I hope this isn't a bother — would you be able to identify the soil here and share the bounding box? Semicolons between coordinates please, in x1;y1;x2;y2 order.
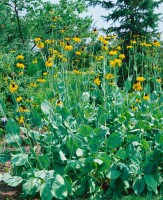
0;162;22;200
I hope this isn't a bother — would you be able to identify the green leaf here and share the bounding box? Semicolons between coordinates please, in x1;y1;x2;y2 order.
53;113;62;125
133;177;145;195
38;154;50;169
144;174;158;194
5;118;19;135
64;175;72;195
0;153;11;163
124;76;132;91
41;101;52;115
23;178;41;197
107;132;123;148
5;134;22;147
116;149;127;160
106;170;121;179
78;124;93;137
3;173;22;187
12;153;28;166
52;174;68;199
141;139;149;150
40;180;53;200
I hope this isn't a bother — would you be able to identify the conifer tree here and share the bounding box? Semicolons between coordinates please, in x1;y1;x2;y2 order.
87;0;163;41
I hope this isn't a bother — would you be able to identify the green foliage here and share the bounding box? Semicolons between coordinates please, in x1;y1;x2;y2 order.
0;1;163;199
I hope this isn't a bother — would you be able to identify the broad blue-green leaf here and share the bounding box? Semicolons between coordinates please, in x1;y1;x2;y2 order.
3;173;22;186
0;174;2;181
144;174;158;194
106;170;121;179
41;101;52;115
107;132;123;148
52;174;68;199
23;178;41;196
5;118;19;135
78;124;93;137
0;153;11;163
40;180;53;200
133;177;145;195
5;134;22;147
12;153;28;166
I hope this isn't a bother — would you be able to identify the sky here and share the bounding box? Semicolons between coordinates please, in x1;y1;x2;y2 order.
46;0;163;36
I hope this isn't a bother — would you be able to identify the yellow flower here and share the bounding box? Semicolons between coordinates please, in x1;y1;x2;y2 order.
45;59;53;67
102;45;108;51
64;44;73;51
109;60;116;67
36;42;44;49
37;78;46;83
17;116;24;124
143;94;150;100
75;51;81;55
131;106;138;111
94;77;101;86
17;106;29;113
92;28;98;34
73;69;80;74
136;76;145;82
73;36;81;43
136;98;141;103
9;83;18;93
156;77;161;83
32;58;37;64
119;54;125;59
101;39;108;45
105;35;111;40
127;45;133;49
16;63;25;69
112;35;117;39
152;41;160;47
9;49;16;53
16;96;22;103
132;82;142;91
43;72;48;76
109;81;115;85
16;55;24;60
30;82;37;87
117;46;122;50
131;40;136;44
109;50;117;56
45;39;51;44
19;71;24;75
53;50;59;54
105;74;114;79
98;35;104;41
35;38;41;42
110;59;122;67
65;37;70;41
56;100;63;107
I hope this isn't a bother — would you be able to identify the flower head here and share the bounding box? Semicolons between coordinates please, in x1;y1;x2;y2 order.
16;55;24;60
94;77;101;86
9;83;18;93
136;76;145;82
132;82;142;91
16;96;22;103
143;94;150;100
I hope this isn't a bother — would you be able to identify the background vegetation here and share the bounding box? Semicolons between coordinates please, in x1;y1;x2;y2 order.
0;0;163;199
